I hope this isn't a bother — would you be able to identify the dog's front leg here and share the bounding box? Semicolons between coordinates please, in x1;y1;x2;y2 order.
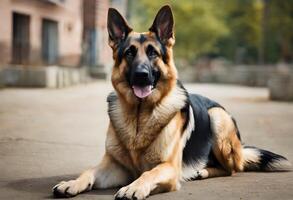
53;153;131;198
115;162;179;200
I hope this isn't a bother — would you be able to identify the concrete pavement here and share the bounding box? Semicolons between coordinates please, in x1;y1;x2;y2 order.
0;81;292;199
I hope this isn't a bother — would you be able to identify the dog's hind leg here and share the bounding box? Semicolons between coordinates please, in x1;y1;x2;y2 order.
53;153;131;198
208;107;244;175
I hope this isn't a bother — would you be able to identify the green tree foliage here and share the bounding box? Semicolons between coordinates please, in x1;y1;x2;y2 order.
266;1;293;63
128;0;293;64
129;0;228;60
216;0;263;64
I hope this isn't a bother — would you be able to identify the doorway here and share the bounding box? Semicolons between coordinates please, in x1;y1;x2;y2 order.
12;13;30;64
42;19;59;65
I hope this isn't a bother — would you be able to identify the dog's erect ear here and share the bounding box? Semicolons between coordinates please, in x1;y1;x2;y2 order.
107;8;132;47
149;5;174;44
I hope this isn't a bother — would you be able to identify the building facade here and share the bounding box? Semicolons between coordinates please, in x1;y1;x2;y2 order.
83;0;128;77
0;0;128;87
0;0;83;68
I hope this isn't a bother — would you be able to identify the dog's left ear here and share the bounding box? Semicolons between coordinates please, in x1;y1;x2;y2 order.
107;8;132;47
149;5;174;45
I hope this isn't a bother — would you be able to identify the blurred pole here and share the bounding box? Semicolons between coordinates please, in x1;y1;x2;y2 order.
259;0;269;65
82;0;97;67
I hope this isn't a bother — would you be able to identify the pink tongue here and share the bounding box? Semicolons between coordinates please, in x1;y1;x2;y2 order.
132;85;152;98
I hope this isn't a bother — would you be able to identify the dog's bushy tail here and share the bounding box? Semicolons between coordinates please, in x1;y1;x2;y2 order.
242;146;291;172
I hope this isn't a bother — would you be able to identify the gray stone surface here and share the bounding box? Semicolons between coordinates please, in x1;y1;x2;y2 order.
269;73;293;101
0;81;292;200
179;65;279;87
1;66;89;88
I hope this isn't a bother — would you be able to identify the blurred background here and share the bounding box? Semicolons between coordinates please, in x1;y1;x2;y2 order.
0;0;292;99
0;1;293;199
127;0;293;100
130;0;293;64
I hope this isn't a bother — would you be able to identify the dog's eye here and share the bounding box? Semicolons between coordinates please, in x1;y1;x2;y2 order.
146;45;159;59
125;45;137;59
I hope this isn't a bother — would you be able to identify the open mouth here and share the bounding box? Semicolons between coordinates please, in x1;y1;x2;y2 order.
132;85;153;99
127;64;160;99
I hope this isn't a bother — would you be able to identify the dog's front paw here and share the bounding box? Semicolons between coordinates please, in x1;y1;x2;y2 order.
52;179;90;198
114;182;151;200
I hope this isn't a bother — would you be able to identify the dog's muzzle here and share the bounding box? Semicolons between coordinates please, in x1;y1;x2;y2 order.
128;64;160;99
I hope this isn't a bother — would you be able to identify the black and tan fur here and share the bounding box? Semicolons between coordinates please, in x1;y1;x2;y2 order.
53;5;291;200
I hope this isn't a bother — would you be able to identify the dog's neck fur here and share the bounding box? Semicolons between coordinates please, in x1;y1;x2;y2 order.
107;82;187;150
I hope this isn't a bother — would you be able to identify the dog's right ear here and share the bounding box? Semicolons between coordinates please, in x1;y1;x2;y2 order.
107;8;132;47
149;5;174;45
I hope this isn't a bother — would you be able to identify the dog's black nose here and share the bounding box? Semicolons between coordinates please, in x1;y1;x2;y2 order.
131;64;152;86
135;65;149;78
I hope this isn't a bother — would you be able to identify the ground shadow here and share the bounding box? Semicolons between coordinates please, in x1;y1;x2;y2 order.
5;174;117;199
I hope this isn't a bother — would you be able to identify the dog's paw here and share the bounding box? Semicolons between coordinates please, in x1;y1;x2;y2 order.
197;169;208;179
114;182;151;200
190;169;209;180
52;180;91;198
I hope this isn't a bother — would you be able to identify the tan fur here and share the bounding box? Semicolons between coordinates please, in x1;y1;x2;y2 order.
102;21;183;198
98;17;183;198
198;167;231;179
52;6;248;199
53;6;193;198
113;112;184;199
111;31;177;107
208;107;244;177
53;6;291;199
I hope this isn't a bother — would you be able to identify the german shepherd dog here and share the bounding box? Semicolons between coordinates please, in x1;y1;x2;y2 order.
53;5;291;199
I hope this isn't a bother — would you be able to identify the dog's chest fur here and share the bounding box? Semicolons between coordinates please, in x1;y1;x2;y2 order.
106;86;187;172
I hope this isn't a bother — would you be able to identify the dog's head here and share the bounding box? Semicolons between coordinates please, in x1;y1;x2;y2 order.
107;5;177;105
